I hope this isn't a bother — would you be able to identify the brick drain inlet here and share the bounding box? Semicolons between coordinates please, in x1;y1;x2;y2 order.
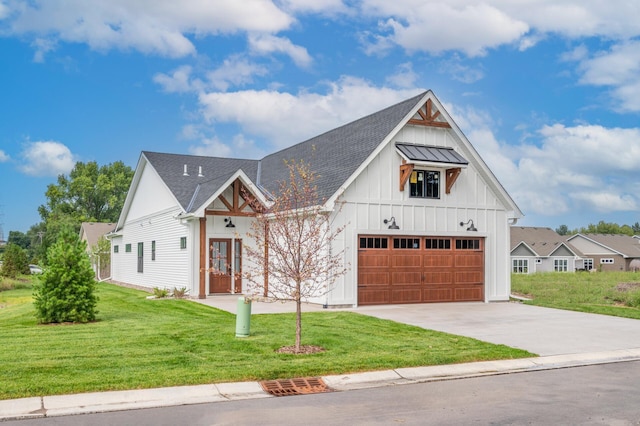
260;377;333;396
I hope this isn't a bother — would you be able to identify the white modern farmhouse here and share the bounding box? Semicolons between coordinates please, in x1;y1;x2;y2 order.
110;91;522;306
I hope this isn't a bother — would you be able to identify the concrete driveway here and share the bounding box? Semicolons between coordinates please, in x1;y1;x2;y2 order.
354;302;640;356
197;297;640;357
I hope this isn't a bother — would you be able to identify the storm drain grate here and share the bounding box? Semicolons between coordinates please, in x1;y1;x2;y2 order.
260;377;332;397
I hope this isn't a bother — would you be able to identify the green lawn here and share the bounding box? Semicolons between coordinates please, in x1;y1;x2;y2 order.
512;271;640;319
0;281;533;400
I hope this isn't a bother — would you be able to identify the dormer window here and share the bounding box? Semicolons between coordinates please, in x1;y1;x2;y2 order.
409;170;440;199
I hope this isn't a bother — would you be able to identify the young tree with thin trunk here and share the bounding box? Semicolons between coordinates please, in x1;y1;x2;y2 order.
244;160;348;353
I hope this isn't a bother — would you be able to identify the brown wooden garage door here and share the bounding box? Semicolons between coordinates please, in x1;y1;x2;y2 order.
358;235;484;305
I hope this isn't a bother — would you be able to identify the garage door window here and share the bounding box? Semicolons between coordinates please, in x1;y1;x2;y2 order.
359;237;388;249
425;238;451;249
455;239;481;250
393;238;420;249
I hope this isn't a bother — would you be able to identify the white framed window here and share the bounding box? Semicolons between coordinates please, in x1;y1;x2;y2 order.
180;237;187;250
409;170;440;199
512;259;529;273
584;258;594;270
600;258;614;264
554;259;568;272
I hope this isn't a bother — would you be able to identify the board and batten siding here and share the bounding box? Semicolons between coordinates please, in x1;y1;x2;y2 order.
326;124;513;306
111;206;191;291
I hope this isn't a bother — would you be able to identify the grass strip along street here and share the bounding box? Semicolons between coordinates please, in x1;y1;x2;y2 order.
512;271;640;319
0;281;533;400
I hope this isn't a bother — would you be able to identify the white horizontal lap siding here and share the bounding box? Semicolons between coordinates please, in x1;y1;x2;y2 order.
328;125;512;305
112;207;190;292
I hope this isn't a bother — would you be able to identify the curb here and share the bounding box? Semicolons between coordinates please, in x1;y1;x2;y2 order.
2;348;640;421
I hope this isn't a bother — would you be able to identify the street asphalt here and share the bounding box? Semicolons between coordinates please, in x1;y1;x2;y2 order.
3;298;640;421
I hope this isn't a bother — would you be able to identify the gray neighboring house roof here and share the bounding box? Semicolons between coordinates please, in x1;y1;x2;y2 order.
567;234;640;259
510;226;579;257
79;222;116;250
141;91;426;211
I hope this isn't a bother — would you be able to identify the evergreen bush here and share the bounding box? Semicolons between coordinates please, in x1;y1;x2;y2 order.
33;229;98;323
0;243;30;278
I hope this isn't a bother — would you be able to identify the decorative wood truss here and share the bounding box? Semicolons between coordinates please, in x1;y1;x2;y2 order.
205;178;262;217
399;160;461;194
408;99;451;128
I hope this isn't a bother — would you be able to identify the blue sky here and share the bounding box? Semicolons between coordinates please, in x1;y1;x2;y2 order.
1;1;639;235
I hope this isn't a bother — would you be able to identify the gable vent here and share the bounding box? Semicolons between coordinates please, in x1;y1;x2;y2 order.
183;164;189;176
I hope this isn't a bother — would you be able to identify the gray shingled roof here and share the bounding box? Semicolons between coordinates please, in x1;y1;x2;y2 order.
571;234;640;258
144;91;426;211
259;92;426;202
510;226;575;256
142;152;259;212
395;142;468;165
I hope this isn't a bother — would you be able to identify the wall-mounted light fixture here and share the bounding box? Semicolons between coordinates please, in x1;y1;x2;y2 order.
224;217;235;228
460;219;477;232
384;217;400;230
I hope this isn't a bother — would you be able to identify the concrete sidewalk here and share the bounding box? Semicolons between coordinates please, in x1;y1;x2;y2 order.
3;348;640;421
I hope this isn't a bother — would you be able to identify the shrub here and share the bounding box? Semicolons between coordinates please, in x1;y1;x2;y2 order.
152;287;169;298
1;243;30;278
172;287;188;299
33;229;98;323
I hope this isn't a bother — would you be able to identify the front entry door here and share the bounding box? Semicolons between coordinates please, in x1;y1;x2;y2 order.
209;239;242;294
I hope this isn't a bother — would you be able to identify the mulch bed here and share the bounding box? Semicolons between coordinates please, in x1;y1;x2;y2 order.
275;345;325;355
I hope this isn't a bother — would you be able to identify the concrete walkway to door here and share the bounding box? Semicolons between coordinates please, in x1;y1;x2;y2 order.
197;296;640;357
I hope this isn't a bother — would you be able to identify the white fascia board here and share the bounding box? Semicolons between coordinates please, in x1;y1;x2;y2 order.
191;169;271;217
116;152;189;231
115;153;147;231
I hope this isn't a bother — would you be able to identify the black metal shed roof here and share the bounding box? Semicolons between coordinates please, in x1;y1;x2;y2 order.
395;142;468;166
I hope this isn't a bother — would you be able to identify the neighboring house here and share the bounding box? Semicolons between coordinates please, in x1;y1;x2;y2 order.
566;233;640;272
79;222;116;279
110;91;522;306
510;227;580;273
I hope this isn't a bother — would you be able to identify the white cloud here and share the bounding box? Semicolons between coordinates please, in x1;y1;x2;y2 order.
0;2;9;19
278;0;348;14
154;56;269;94
438;55;484;83
248;34;312;68
575;40;640;112
386;62;418;88
3;0;293;58
360;1;640;57
153;65;202;93
448;104;640;217
206;55;269;91
0;150;9;162
570;192;637;213
188;136;233;158
20;141;75;177
363;2;529;57
188;134;265;159
197;77;420;148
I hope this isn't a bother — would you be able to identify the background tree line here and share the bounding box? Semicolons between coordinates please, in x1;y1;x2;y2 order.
555;221;640;236
1;160;133;266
